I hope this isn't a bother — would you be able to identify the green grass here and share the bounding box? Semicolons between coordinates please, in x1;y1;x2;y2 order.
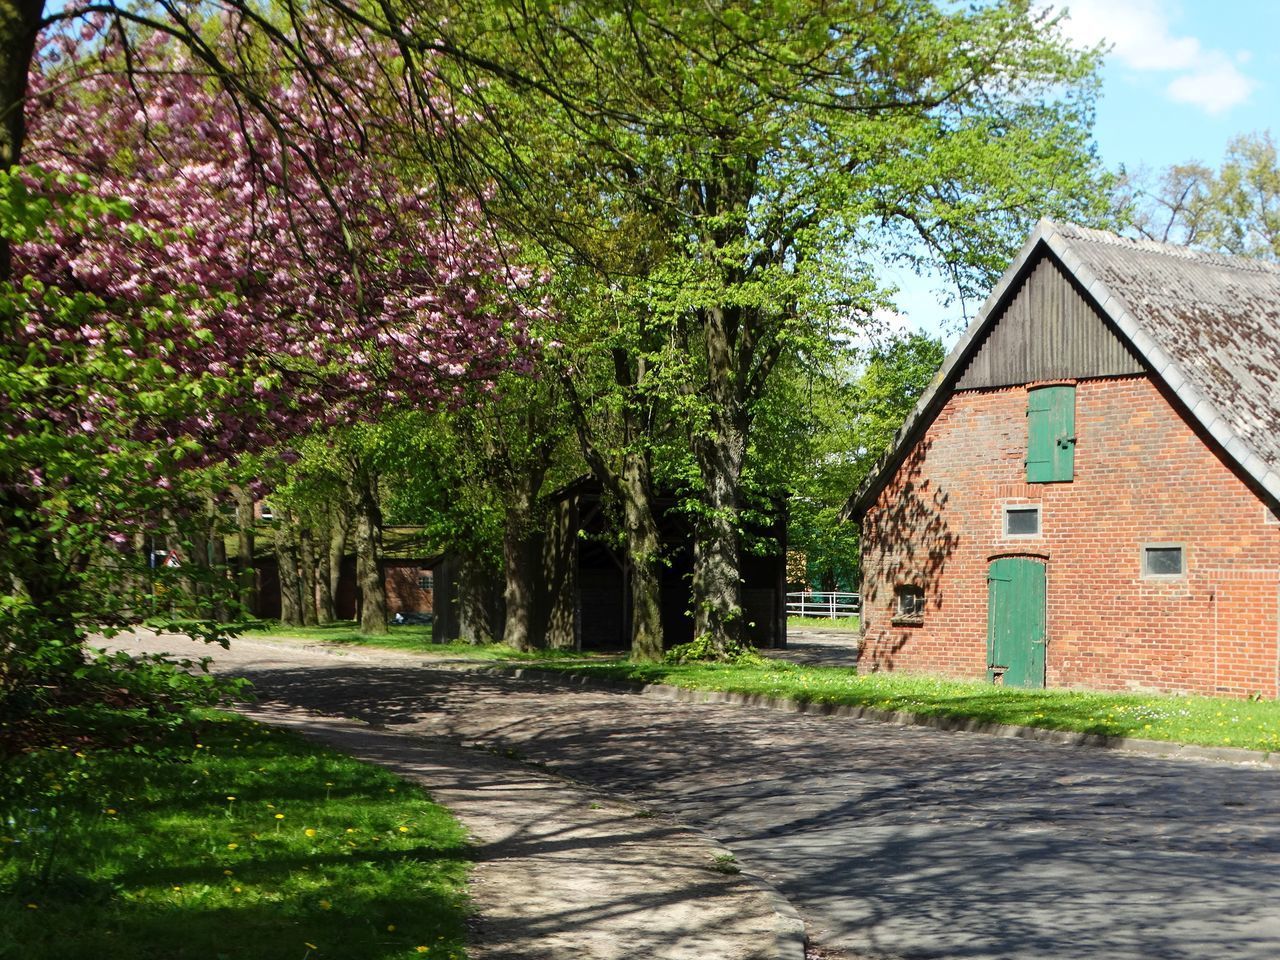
1;710;471;960
531;658;1280;753
237;620;597;661
787;616;861;631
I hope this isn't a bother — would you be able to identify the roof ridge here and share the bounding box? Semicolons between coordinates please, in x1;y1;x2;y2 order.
1048;220;1280;276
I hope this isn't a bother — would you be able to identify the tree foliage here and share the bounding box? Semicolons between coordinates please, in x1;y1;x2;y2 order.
414;0;1110;654
1117;131;1280;260
1;17;540;704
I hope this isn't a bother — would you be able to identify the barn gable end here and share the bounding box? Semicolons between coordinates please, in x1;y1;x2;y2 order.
850;220;1280;699
955;254;1144;390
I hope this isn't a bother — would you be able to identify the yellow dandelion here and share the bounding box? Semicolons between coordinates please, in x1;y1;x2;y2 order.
388;788;396;793
223;869;234;876
227;796;236;801
105;808;118;815
233;887;242;893
398;826;409;833
305;828;317;837
319;899;332;911
25;903;37;910
387;924;397;932
172;886;182;892
416;948;428;954
227;843;239;850
275;814;285;820
345;828;355;834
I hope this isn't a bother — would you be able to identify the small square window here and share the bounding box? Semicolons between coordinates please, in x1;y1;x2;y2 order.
1142;544;1185;578
893;585;925;624
1003;505;1041;537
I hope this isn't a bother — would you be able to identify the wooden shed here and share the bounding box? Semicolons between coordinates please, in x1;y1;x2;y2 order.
540;479;788;651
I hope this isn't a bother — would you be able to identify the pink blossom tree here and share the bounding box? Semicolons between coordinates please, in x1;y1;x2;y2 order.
0;17;540;700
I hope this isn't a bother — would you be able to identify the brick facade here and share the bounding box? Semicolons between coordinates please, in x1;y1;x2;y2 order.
860;374;1280;698
385;561;433;616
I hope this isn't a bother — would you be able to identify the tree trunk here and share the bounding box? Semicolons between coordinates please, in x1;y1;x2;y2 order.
206;495;229;623
352;471;387;635
274;510;304;626
327;505;348;617
187;519;213;617
314;513;334;624
501;466;547;651
298;526;318;625
456;551;501;645
621;450;664;662
232;486;257;616
690;305;749;657
563;370;666;661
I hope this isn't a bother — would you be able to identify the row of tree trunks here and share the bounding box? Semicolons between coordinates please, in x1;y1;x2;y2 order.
267;508;354;628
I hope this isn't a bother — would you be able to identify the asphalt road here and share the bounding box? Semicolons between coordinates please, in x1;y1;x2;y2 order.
129;635;1280;960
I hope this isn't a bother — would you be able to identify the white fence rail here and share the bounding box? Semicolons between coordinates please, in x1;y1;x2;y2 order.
787;591;860;619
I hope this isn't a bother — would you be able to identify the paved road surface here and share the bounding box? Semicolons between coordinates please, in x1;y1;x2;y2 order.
130;635;1280;960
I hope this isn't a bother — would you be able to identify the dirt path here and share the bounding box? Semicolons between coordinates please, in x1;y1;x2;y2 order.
122;632;1280;960
119;632;801;960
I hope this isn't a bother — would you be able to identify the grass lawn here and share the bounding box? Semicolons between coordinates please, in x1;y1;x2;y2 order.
234;620;589;661
531;659;1280;754
787;615;861;631
1;709;471;960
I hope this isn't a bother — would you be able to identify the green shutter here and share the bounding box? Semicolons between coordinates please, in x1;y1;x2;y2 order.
1026;385;1075;483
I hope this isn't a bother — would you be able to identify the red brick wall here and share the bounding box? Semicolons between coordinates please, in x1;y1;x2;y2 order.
385;562;433;615
860;375;1280;698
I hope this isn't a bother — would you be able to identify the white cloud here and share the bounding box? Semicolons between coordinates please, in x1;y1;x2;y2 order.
1166;55;1257;114
1047;0;1256;113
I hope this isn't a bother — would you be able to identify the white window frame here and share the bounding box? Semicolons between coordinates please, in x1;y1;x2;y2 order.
1002;504;1042;538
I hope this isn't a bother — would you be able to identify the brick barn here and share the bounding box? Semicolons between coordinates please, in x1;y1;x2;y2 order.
847;221;1280;698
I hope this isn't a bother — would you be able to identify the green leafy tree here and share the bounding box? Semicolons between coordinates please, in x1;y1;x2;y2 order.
413;0;1109;656
1118;131;1280;260
773;333;946;593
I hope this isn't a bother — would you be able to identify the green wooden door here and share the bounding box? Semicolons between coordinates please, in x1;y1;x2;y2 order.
987;558;1046;688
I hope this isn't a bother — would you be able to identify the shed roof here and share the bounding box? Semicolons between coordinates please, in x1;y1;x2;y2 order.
845;220;1280;520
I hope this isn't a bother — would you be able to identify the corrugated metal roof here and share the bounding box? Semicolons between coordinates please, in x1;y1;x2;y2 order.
1051;223;1280;474
844;220;1280;520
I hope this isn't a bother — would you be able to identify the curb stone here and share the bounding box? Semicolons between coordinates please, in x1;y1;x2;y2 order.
469;664;1280;771
218;635;1280;770
722;849;807;960
219;635;1280;770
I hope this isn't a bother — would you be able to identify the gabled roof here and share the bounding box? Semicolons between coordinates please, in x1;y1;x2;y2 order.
844;220;1280;521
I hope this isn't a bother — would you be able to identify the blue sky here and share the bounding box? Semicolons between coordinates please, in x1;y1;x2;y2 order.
889;0;1280;343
